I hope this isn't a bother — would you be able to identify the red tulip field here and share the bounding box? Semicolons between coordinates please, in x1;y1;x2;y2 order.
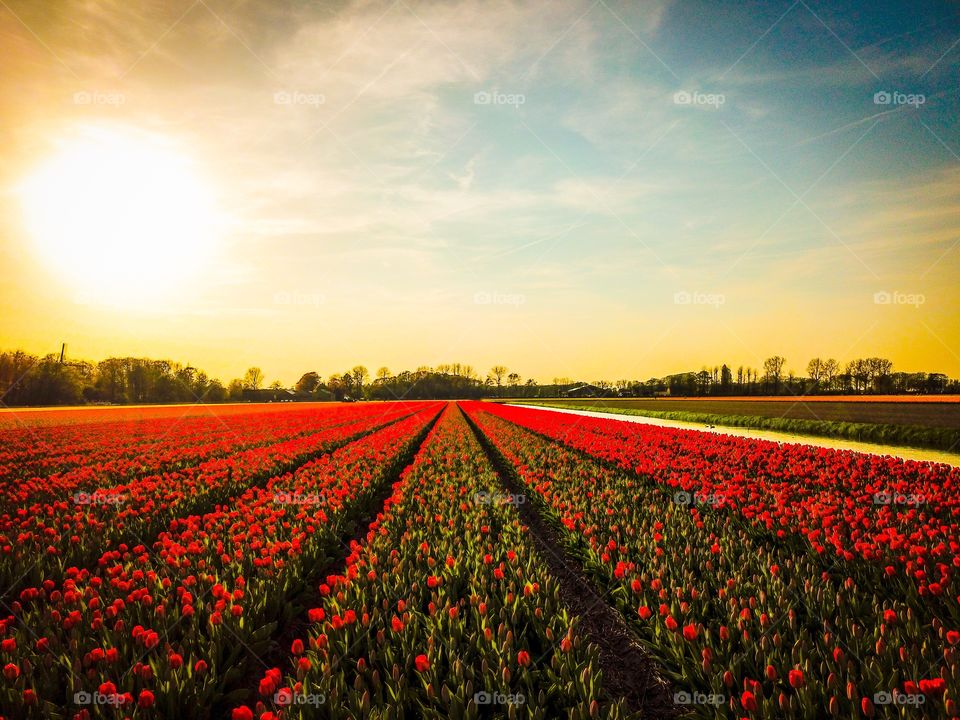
0;401;957;718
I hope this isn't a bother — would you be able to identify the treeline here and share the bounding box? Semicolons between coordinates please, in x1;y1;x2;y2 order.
0;351;506;406
574;356;958;397
0;350;233;406
1;348;957;406
323;364;491;401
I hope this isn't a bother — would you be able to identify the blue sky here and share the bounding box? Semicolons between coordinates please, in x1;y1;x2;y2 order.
1;0;958;383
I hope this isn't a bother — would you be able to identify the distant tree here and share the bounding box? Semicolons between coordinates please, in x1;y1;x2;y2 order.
720;364;732;392
822;359;839;390
295;372;321;394
243;367;264;390
866;357;893;393
507;372;521;388
269;380;283;391
695;369;711;395
351;366;369;398
488;366;508;396
376;367;391;382
327;374;346;400
206;380;227;402
763;356;786;392
807;358;825;385
227;379;244;400
846;359;868;393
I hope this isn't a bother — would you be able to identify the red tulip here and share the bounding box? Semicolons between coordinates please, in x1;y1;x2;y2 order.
415;654;430;672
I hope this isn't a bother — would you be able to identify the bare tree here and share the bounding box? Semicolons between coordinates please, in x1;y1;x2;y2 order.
488;366;508;396
807;358;824;384
243;367;264;390
763;356;786;391
822;359;839;390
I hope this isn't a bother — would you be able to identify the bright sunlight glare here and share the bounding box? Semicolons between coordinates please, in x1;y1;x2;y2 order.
17;126;219;303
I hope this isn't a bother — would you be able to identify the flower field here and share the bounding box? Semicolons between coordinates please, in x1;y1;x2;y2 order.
0;401;956;718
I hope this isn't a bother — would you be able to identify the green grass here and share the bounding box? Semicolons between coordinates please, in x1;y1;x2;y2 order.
510;401;960;454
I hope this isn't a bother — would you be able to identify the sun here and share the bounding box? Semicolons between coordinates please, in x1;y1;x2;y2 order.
17;125;220;303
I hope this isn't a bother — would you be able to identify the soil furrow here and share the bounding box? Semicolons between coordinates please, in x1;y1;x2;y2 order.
461;405;678;719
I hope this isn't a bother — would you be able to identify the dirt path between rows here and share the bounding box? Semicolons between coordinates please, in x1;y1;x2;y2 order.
462;407;679;719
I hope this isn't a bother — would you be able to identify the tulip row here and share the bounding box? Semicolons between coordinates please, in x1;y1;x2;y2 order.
0;405;314;484
478;404;960;600
0;403;443;717
0;404;408;507
464;403;960;719
0;411;253;487
237;404;631;720
0;403;419;600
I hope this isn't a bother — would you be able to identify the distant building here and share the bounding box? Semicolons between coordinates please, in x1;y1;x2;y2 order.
562;383;606;398
242;388;298;402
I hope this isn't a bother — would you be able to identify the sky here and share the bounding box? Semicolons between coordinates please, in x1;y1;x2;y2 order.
1;0;958;385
